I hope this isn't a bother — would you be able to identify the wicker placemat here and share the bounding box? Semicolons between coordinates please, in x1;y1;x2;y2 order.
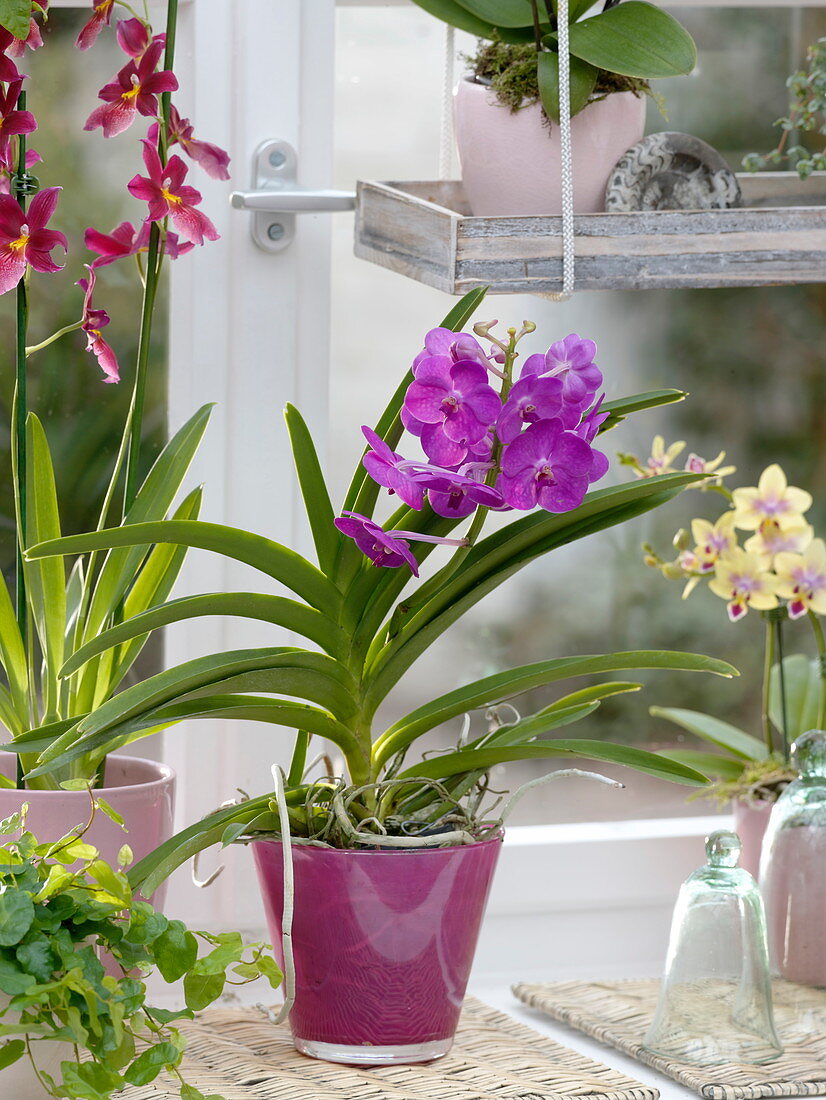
513;979;826;1100
124;996;658;1100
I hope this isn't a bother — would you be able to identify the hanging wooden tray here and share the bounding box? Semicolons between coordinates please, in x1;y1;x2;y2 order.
354;174;826;295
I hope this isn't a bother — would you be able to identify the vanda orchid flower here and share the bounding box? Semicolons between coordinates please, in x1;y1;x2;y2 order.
127;142;219;246
334;512;467;576
0;187;67;295
84;38;177;138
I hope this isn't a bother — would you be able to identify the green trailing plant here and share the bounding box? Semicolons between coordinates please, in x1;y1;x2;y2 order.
744;38;826;180
412;0;696;122
0;796;280;1098
16;289;737;893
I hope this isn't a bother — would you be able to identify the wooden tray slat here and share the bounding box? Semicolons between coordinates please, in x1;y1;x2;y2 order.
354;176;826;294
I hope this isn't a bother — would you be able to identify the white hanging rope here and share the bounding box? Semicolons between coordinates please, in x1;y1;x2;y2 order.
439;24;456;180
549;0;575;301
271;764;296;1025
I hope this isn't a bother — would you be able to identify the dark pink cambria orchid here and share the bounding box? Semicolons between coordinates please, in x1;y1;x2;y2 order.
0;187;67;294
0;147;41;196
116;18;154;59
84;38;178;138
0;30;23;82
76;0;114;50
0;80;36;154
127;142;219;245
149;106;230;181
77;265;119;383
85;218;194;267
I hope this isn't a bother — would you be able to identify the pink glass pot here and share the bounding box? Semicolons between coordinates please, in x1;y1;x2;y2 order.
252;835;502;1065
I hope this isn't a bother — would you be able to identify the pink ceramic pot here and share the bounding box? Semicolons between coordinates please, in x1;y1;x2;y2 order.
0;754;175;907
453;77;647;215
733;798;772;880
253;836;502;1065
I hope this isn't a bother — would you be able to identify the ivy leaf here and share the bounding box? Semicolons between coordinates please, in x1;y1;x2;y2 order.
16;935;54;982
0;1038;25;1070
0;0;33;40
95;798;126;829
181;1084;225;1100
0;810;26;835
87;860;131;907
153;921;198;983
0;889;34;945
146;1006;194;1025
123;1041;182;1086
60;1062;124;1100
257;953;283;991
183;968;225;1011
0;957;35;995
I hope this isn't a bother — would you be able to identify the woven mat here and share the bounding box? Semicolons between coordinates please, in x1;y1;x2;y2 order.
123;996;658;1100
513;979;826;1100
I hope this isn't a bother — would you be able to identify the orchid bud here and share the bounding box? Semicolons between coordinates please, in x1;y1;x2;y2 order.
672;528;691;552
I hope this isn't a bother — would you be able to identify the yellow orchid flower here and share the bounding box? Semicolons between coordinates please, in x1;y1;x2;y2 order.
683;450;736;487
774;538;826;619
708;547;780;622
744;517;814;561
732;464;813;531
690;511;738;574
645;435;686;477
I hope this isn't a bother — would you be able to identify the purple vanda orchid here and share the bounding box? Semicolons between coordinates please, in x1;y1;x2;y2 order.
361;426;426;510
497;419;602;513
404;358;501;467
576;394;610;482
496;374;579;445
412;328;492;375
521;334;602;406
335;512;468;576
427;472;504;519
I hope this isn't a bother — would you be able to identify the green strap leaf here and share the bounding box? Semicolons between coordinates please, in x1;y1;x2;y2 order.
657;748;745;782
537;50;598;123
374;651;737;768
769;655;822;744
0;568;27;721
82;405;213;641
395;739;708;787
284;404;340;576
27;519;341;618
597;390;686;434
409;0;532;40
61;591;347;679
649;706;768;761
567;2;697;78
451;0;533;27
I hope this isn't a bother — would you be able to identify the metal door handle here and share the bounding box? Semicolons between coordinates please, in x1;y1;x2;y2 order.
230;139;356;252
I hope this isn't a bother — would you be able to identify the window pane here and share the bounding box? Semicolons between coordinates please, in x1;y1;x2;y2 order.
332;6;825;822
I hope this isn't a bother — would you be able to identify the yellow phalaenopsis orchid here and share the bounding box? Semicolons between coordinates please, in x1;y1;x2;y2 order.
708;547;781;622
732;464;813;532
774;538;826;619
744;517;814;561
645;435;686;476
690;512;738;574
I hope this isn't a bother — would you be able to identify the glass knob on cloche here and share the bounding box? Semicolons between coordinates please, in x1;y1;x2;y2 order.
643;829;782;1066
761;730;826;987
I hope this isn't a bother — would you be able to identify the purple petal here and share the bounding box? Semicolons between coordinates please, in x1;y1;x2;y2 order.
519;353;546;379
405;379;449;424
496;471;538;511
421;422;467;466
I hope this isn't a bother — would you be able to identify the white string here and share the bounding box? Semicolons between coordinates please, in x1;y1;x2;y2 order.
549;0;575;301
439;24;455;180
271;765;295;1025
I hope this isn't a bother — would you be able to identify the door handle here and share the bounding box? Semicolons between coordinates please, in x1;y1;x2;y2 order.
230;139;356;253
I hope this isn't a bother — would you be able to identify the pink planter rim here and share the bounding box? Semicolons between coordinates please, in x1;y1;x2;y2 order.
254;832;503;858
0;753;174;794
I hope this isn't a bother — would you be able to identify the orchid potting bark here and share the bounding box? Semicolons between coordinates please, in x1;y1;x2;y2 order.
0;0;227;788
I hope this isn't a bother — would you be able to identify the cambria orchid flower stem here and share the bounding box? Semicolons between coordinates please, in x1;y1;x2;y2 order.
122;0;179;515
25;319;84;356
14;90;29;790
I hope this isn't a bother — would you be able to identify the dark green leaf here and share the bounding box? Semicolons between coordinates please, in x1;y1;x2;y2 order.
410;0;532;40
61;1061;124;1100
0;1038;24;1070
597;390;686;434
537;50;598;122
452;0;533;28
16;936;54;982
658;749;745;782
153;921;198;983
124;1042;181;1086
567;2;697;78
0;957;35;994
0;890;34;945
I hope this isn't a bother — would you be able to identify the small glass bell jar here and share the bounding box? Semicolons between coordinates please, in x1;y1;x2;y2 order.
761;730;826;988
644;830;782;1066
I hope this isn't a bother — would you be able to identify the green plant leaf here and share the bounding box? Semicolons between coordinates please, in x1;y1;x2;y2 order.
0;958;34;995
597;390;686;434
658;748;746;782
82;404;213;642
396;738;707;786
153;921;198;983
0;0;33;39
183;969;225;1012
284;403;340;576
567;2;697;78
28;519;341;618
409;0;532;40
24;414;66;717
63;592;346;679
649;707;767;761
375;651;737;767
0;1038;24;1070
0;570;27;722
452;0;533;27
537;49;598;122
124;1043;181;1086
0;890;34;945
769;655;822;744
